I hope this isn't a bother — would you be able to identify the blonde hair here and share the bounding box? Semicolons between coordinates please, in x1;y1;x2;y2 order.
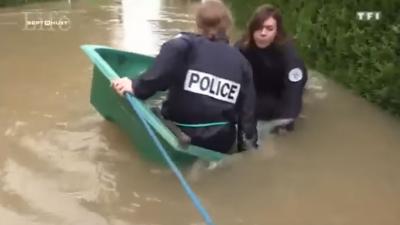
195;0;233;40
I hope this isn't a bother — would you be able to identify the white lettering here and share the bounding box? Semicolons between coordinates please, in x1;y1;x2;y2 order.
357;11;381;21
366;12;374;20
58;15;71;31
357;12;365;20
23;12;39;31
22;11;71;31
184;69;241;104
375;12;381;20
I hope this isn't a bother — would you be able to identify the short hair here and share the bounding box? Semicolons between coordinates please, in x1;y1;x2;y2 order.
195;0;233;40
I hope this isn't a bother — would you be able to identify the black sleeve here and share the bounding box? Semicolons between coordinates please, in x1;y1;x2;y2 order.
278;46;308;119
237;58;257;139
132;37;189;100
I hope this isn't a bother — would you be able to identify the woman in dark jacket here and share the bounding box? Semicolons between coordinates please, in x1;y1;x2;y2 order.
236;4;307;136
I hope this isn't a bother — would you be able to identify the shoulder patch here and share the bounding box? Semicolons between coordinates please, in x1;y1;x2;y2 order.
288;68;303;82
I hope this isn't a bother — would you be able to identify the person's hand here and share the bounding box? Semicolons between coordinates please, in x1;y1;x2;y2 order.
243;135;258;150
111;77;134;96
237;133;258;152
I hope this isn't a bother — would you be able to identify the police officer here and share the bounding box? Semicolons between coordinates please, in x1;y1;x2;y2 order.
236;4;307;134
112;0;257;153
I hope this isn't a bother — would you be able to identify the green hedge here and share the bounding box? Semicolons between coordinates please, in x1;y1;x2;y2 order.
229;0;400;116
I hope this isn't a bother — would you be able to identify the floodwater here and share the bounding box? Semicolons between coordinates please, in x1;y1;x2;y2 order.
1;0;400;225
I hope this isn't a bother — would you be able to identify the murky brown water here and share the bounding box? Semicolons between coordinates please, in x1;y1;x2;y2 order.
1;0;400;225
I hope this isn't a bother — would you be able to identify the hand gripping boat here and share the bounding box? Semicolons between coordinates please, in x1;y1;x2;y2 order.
81;45;227;166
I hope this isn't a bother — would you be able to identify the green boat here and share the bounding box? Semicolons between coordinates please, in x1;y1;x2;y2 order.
81;45;227;166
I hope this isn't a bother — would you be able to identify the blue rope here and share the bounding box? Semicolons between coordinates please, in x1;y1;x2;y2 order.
124;93;216;225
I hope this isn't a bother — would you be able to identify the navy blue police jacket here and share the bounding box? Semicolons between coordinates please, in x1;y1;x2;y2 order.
131;32;257;139
236;40;307;120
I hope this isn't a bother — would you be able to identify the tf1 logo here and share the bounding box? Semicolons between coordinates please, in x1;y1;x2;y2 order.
356;11;381;21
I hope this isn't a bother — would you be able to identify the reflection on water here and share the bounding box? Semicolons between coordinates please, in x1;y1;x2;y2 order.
118;0;161;55
1;0;400;225
113;0;195;55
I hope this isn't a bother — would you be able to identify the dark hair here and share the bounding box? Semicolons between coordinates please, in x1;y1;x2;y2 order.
241;4;288;48
195;0;233;40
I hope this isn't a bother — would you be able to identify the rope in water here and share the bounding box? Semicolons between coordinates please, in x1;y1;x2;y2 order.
125;93;216;225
